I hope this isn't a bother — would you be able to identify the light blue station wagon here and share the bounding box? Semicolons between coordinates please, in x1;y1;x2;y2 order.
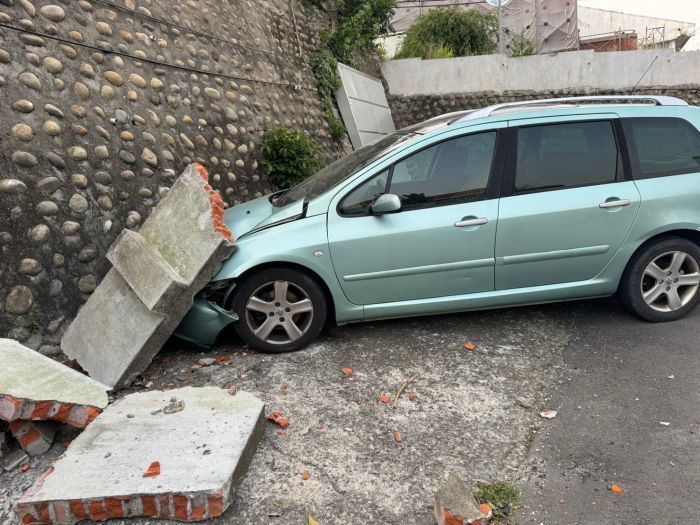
176;96;700;352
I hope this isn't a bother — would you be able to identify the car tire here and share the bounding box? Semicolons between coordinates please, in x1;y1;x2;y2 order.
230;267;327;353
620;237;700;322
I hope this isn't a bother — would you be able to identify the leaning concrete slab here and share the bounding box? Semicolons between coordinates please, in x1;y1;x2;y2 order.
0;339;109;429
61;164;235;388
16;387;265;524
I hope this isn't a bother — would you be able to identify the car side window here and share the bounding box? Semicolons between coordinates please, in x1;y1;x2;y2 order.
338;169;390;216
622;117;700;180
515;121;619;193
390;132;497;211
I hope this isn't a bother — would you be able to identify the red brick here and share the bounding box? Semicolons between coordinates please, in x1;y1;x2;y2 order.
31;401;53;420
208;494;225;517
51;502;70;523
0;395;24;420
157;494;171;519
69;500;88;521
88;500;109;522
104;497;125;518
173;494;189;520
141;496;158;517
190;495;206;520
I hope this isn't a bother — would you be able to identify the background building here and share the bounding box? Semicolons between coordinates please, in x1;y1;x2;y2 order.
381;0;695;57
578;6;696;52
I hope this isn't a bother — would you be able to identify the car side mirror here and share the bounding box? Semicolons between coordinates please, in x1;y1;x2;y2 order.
371;193;402;215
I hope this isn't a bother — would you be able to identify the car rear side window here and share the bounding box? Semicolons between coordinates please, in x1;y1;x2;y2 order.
515;121;619;193
622;117;700;180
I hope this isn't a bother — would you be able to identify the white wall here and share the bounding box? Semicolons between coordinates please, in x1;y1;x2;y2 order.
382;49;700;96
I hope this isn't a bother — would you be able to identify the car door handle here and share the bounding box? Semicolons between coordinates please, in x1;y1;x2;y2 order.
599;199;631;209
455;218;489;228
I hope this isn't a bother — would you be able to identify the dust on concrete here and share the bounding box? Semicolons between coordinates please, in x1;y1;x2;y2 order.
1;305;573;524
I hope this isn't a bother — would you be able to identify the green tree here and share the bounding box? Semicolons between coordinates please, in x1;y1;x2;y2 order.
395;8;498;59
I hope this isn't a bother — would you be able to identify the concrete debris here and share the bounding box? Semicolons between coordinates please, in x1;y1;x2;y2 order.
3;449;29;472
434;474;492;525
0;424;8;458
61;164;235;389
17;387;264;524
539;410;558;419
0;338;110;429
9;420;57;456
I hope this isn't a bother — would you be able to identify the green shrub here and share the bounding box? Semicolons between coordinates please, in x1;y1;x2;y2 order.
395;8;497;59
311;49;341;103
261;128;323;190
325;0;397;66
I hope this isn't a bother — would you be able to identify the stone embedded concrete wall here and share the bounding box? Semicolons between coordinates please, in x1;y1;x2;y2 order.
0;0;336;351
389;87;700;129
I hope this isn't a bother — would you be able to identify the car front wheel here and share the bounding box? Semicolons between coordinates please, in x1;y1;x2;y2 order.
621;237;700;322
231;268;327;353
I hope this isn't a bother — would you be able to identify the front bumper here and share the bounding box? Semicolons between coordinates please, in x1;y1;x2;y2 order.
173;297;238;347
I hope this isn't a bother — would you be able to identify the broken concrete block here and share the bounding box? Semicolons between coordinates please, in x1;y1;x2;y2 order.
0;338;110;429
17;387;264;524
3;449;29;472
10;420;57;456
62;164;235;389
0;428;8;458
435;474;492;525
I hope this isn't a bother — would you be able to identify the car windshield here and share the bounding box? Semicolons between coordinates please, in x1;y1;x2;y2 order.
273;132;418;207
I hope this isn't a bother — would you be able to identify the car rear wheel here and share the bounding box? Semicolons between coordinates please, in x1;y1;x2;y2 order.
621;237;700;322
231;268;327;353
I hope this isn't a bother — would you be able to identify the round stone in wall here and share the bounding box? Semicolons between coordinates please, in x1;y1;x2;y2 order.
68;146;88;161
13;100;34;113
30;224;50;243
78;275;97;294
12;151;38;168
5;285;33;315
36;201;59;215
43;57;63;74
0;179;27;194
69;194;89;213
43;120;61;136
39;4;66;22
12;123;34;141
19;72;41;91
19;258;42;276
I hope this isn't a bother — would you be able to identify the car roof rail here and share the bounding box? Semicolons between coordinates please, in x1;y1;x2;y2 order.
454;95;689;122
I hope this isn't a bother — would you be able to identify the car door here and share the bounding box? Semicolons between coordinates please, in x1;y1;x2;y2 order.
495;115;642;290
327;125;506;305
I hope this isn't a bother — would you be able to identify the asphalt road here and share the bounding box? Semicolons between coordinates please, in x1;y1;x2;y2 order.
521;298;700;525
2;297;698;524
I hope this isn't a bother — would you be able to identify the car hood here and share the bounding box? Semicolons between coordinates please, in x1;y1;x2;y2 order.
223;195;305;239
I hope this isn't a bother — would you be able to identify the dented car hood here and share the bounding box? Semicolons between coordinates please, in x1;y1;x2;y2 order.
223;195;305;239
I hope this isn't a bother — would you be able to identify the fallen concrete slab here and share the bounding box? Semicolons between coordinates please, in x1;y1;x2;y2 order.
61;164;235;388
0;338;109;429
16;387;264;524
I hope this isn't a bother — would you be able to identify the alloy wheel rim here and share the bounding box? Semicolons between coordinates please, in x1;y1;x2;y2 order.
641;251;700;312
244;280;314;344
